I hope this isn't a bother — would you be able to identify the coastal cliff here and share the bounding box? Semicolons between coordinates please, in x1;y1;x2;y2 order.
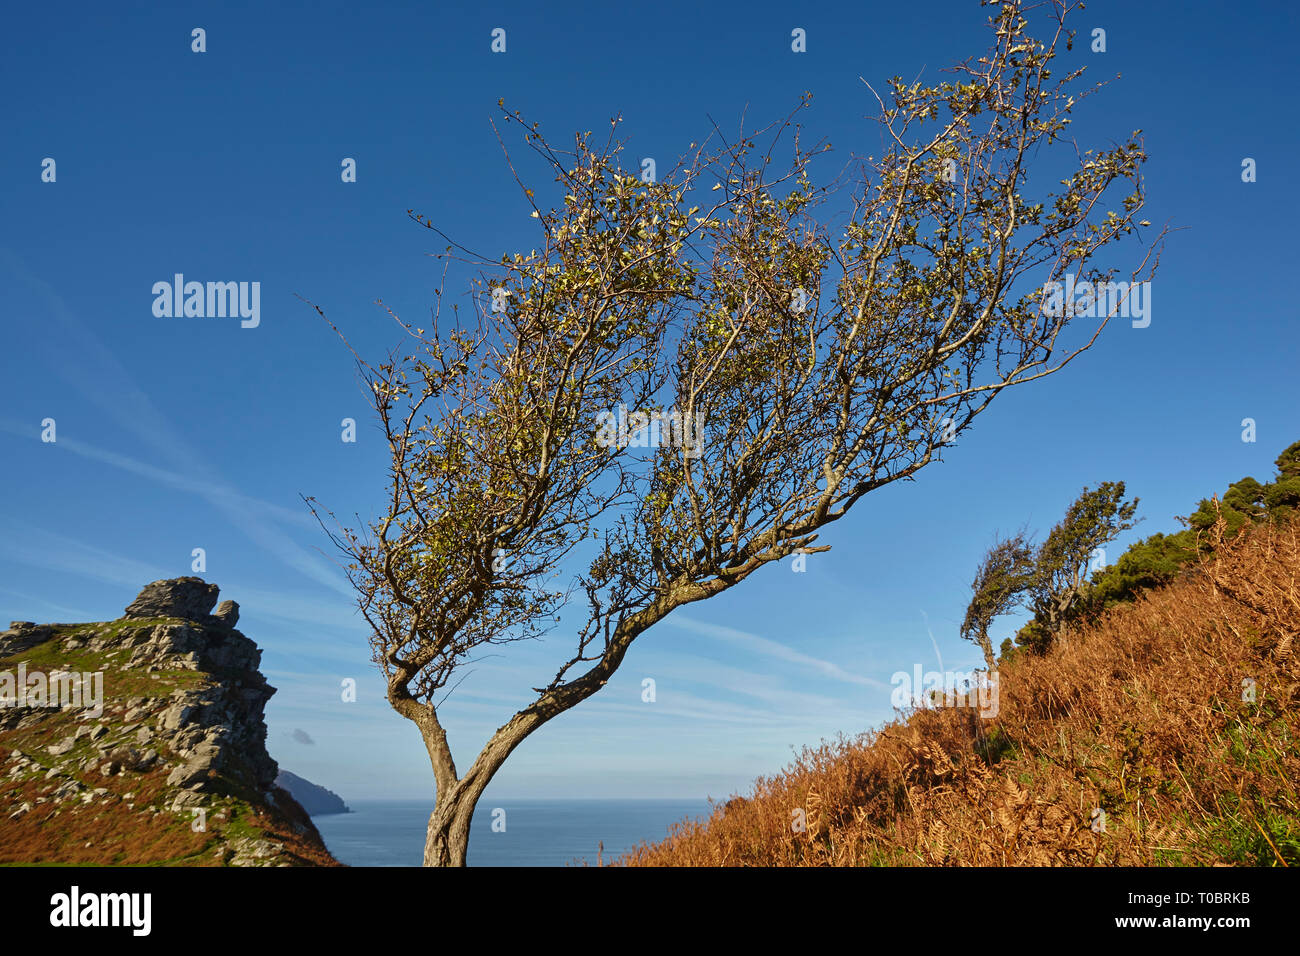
276;769;350;816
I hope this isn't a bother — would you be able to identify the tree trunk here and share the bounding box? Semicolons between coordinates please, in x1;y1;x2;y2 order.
423;795;474;866
417;715;533;866
978;627;997;672
407;578;702;865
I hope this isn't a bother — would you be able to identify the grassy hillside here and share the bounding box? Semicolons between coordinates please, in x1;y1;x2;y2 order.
617;515;1300;866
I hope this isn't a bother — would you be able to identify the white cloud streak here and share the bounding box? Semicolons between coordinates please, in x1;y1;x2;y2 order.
0;252;351;597
667;614;890;690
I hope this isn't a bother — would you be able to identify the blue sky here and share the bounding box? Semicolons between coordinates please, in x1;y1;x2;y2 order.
1;0;1296;803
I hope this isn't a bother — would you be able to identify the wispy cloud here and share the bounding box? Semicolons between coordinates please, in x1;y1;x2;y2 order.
0;586;97;623
0;523;362;638
667;615;890;690
921;609;945;672
0;422;318;531
0;252;352;598
0;523;168;591
237;587;360;632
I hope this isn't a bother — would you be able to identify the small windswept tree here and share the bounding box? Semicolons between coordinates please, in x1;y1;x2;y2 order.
1187;477;1267;539
961;530;1035;671
309;1;1164;865
1020;480;1139;650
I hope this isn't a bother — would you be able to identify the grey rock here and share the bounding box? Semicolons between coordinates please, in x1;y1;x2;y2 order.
229;836;284;866
159;703;195;731
212;600;239;628
123;577;220;622
166;761;209;789
170;791;205;811
108;746;156;772
0;622;56;658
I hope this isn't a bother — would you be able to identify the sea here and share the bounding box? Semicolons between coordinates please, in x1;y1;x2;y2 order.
312;798;713;867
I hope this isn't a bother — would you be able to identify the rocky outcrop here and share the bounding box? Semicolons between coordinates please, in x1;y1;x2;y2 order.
275;769;350;816
0;622;62;659
212;600;239;629
120;576;242;632
0;579;338;866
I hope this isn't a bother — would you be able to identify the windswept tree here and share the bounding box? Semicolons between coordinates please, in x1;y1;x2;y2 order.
309;1;1163;865
1022;480;1139;648
961;530;1035;670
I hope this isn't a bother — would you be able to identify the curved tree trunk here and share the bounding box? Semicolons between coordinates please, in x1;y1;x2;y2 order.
417;712;540;866
423;798;474;866
977;626;997;673
407;543;803;865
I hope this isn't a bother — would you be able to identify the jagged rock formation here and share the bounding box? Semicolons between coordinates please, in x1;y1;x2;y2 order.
0;578;338;866
0;622;63;658
275;769;350;816
122;577;219;623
